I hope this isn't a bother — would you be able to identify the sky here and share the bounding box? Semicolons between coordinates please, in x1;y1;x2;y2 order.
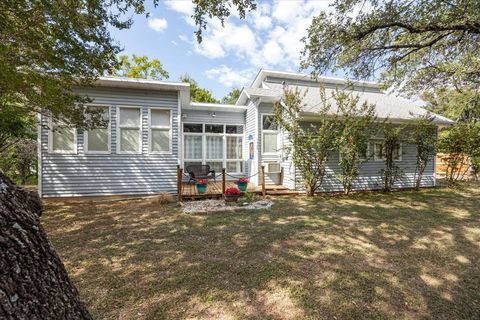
109;0;337;100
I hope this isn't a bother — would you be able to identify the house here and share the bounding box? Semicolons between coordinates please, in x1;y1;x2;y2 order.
37;70;453;197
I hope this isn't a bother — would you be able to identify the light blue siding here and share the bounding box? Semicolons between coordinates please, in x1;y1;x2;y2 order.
40;86;179;197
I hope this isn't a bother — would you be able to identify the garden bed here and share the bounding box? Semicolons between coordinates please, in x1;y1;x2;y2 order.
181;198;274;214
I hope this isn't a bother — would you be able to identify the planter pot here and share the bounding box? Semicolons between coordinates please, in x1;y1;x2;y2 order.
237;182;248;192
196;184;208;194
224;195;240;202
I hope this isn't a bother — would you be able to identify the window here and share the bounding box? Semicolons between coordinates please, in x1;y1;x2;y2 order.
262;114;279;154
50;122;76;153
150;109;171;153
183;123;244;173
85;106;110;153
118;107;141;153
374;141;402;161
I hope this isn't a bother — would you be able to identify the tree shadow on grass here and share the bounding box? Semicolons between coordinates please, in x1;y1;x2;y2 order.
42;185;480;319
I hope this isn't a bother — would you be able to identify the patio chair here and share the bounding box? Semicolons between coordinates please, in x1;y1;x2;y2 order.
185;165;216;184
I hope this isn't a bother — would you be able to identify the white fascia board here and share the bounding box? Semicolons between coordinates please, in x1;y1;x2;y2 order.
96;76;190;92
185;102;247;113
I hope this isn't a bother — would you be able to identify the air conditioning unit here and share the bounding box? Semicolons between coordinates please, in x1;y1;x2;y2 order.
264;161;281;173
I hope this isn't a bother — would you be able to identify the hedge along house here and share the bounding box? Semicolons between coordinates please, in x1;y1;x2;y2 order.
38;70;453;197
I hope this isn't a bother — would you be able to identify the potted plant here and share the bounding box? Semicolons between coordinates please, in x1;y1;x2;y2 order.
196;179;208;194
224;187;241;202
237;177;248;192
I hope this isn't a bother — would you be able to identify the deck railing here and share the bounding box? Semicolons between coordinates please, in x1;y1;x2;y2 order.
176;165;271;201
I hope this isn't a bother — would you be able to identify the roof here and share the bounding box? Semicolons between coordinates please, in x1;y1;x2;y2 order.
268;83;453;125
236;70;454;126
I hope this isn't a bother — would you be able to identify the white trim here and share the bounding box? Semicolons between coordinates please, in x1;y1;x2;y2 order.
48;118;77;154
116;106;142;154
261;113;280;156
182;122;245;173
373;140;403;161
84;105;112;154
148;107;173;154
37;113;42;197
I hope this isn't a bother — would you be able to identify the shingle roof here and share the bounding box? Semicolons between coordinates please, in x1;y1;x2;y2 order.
266;83;453;125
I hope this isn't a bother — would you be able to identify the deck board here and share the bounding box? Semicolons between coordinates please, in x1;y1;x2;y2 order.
180;181;286;199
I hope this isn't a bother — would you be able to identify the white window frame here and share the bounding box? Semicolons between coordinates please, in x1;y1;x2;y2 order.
117;106;142;154
261;113;280;155
339;143;370;162
148;107;173;154
84;105;111;154
48;118;77;154
373;140;403;161
182;122;245;174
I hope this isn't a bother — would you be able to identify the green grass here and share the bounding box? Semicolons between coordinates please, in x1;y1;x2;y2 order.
42;184;480;319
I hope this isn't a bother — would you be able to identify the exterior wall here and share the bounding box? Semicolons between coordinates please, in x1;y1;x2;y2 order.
40;86;179;197
181;109;247;181
291;125;436;192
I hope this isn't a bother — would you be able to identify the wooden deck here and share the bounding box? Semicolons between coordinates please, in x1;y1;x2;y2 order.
180;181;289;200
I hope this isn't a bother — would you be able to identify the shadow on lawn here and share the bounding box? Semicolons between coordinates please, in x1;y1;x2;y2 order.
42;186;480;320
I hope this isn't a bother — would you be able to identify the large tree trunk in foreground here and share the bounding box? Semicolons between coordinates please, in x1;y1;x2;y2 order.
0;172;91;319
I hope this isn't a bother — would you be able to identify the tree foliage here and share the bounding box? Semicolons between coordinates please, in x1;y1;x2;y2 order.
438;123;480;183
221;88;241;104
180;74;218;103
380;125;404;191
274;86;340;196
302;0;480;94
110;55;169;80
336;91;377;194
423;88;480;122
0;0;254;129
408;114;437;190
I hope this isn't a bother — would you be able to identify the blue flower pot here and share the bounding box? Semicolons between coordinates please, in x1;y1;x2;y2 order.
237;182;248;192
196;184;207;194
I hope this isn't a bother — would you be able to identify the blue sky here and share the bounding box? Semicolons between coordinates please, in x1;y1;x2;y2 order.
109;0;337;100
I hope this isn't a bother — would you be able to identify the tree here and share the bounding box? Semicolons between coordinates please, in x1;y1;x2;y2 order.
0;0;255;129
409;114;437;190
302;0;480;94
438;123;480;183
423;88;480;122
1;172;92;319
274;86;340;196
0;103;36;153
180;74;218;103
337;91;377;194
221;88;241;104
380;125;404;191
110;55;169;80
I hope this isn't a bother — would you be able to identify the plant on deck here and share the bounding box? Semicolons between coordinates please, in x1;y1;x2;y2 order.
196;179;208;185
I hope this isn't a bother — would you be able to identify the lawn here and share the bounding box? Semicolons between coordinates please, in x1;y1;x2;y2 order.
42;185;480;320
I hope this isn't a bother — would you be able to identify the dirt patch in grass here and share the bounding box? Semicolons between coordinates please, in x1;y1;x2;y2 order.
42;184;480;319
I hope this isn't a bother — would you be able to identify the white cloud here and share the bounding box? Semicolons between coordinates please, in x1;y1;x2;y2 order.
205;66;256;88
165;0;194;15
148;18;168;32
194;19;258;63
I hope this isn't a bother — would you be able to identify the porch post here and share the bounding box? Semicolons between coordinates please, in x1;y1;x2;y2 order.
261;165;266;198
222;168;226;195
177;165;182;202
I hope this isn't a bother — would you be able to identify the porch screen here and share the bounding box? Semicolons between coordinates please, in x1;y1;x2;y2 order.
183;123;244;173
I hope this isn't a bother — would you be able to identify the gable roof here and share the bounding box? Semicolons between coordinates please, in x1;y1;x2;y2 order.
236;69;454;126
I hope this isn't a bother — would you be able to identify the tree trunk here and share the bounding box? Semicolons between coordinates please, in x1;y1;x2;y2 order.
0;171;92;319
